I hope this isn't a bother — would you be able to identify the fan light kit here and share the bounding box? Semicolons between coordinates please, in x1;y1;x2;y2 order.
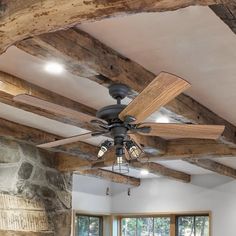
14;72;226;175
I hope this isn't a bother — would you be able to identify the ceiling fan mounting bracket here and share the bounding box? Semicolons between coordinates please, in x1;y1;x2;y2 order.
109;83;130;100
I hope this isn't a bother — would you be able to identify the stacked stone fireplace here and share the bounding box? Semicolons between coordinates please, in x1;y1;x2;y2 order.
0;137;72;235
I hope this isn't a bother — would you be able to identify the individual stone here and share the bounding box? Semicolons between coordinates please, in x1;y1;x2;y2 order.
20;143;38;161
0;138;21;163
18;162;33;180
31;167;46;184
0;164;18;192
37;186;56;199
46;170;65;191
38;149;55;168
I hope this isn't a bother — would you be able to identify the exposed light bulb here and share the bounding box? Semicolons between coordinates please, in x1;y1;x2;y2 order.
129;146;140;158
140;169;149;176
45;62;64;74
126;141;141;159
97;140;112;158
117;156;123;164
97;146;108;158
155;115;170;123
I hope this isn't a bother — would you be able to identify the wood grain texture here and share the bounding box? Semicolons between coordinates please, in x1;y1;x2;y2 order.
0;0;220;53
77;169;140;186
0;117;100;159
119;72;191;123
16;28;236;146
37;132;94;148
0;71;96;130
210;2;236;36
186;158;236;179
55;152;116;172
130;161;191;183
155;139;236;161
140;123;225;139
14;94;95;125
55;152;190;182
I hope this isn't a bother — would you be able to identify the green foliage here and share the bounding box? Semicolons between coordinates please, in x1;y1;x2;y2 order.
122;217;170;236
177;216;209;236
76;215;102;236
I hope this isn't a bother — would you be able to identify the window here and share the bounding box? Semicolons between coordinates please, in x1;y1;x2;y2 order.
75;214;103;236
176;215;209;236
121;216;171;236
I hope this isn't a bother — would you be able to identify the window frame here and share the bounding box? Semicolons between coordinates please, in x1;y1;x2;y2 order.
175;213;210;236
117;212;211;236
73;212;104;236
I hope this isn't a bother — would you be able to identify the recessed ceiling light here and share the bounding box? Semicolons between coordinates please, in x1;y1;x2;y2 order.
140;169;149;176
45;62;64;74
155;115;170;123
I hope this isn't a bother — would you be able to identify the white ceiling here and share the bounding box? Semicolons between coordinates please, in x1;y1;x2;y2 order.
0;6;236;176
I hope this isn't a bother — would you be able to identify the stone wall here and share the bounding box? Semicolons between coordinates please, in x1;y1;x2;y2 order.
0;137;72;235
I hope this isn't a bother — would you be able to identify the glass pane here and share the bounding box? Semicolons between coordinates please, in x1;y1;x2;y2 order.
154;217;170;236
122;218;136;236
78;216;89;236
177;216;195;236
89;217;100;236
137;217;153;236
195;216;209;236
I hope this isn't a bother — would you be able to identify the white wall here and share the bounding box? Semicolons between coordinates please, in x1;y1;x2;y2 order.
72;174;112;213
73;173;236;236
112;174;236;236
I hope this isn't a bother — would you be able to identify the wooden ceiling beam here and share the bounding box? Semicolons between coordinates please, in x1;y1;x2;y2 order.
56;152;190;183
130;161;191;183
210;3;236;36
0;71;96;130
150;139;236;161
77;169;141;187
16;28;236;147
186;158;236;179
0;0;221;53
0;117;105;159
55;152;115;172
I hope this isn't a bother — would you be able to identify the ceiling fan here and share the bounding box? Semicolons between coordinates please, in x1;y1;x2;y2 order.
13;72;225;173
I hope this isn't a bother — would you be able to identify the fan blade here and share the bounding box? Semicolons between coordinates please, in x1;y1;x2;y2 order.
139;123;225;140
14;94;95;123
119;72;190;123
37;132;94;148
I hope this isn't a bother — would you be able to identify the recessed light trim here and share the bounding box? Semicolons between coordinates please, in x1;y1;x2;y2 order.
45;62;64;74
155;115;170;123
140;169;149;176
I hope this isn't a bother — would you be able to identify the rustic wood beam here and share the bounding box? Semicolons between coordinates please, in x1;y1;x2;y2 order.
210;3;236;35
56;153;190;182
150;139;236;161
0;71;96;130
77;169;140;186
186;158;236;179
0;117;105;159
16;28;236;146
130;161;191;183
55;152;115;172
0;0;221;53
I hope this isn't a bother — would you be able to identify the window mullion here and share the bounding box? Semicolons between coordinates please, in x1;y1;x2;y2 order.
152;217;154;236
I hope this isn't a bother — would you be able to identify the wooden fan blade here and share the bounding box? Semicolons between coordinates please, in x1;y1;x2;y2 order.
139;123;225;140
119;72;191;124
14;94;95;122
37;132;94;148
